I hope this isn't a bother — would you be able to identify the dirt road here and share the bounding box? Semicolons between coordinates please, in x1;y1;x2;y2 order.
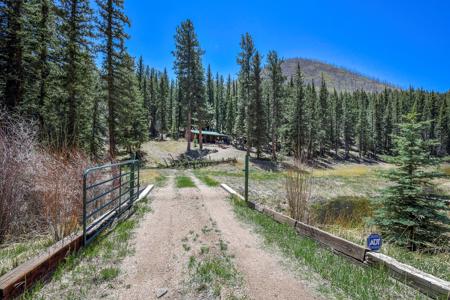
113;171;320;300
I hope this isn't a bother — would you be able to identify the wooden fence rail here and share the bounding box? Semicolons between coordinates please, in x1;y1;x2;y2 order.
220;183;450;300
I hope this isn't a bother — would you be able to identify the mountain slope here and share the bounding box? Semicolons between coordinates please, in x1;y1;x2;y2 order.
280;58;396;93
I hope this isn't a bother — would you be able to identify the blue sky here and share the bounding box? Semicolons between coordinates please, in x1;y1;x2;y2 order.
113;0;449;92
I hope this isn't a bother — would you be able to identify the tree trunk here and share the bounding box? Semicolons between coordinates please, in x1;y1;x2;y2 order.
186;107;191;152
199;127;203;150
272;127;276;160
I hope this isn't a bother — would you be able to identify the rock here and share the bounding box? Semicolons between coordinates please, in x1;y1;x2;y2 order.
156;288;168;298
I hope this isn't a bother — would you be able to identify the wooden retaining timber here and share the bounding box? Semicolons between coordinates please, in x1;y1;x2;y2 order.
0;234;83;299
367;252;450;300
0;185;154;300
220;183;450;300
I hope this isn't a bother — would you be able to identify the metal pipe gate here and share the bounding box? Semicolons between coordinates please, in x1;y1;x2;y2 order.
82;160;140;245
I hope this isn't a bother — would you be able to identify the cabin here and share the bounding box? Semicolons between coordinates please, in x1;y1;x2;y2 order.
190;129;230;144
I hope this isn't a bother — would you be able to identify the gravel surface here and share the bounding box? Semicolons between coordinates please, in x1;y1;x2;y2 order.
111;170;320;299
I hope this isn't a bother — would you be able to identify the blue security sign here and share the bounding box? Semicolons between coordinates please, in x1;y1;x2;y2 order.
367;233;382;251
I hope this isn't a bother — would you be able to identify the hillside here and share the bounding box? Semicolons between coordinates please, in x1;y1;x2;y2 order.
280;58;396;93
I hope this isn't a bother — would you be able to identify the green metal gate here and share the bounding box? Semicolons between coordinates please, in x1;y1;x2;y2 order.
82;160;140;245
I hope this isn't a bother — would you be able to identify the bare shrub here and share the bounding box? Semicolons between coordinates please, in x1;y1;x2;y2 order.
0;111;95;243
36;150;93;241
285;156;313;223
0;111;41;243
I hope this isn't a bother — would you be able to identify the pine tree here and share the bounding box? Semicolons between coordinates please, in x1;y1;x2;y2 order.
2;0;24;109
219;75;226;132
172;19;205;152
171;80;182;139
437;95;450;155
306;82;318;158
158;68;169;139
231;79;238;134
357;90;369;157
96;0;129;158
267;50;284;160
116;52;146;154
57;0;95;148
214;72;221;130
342;92;355;159
382;89;395;154
167;79;174;136
372;92;384;157
35;0;55;128
289;63;306;158
194;66;206;150
205;64;214;128
136;55;144;91
141;66;149;132
225;74;234;134
87;72;106;161
236;33;255;153
373;113;450;250
331;90;342;157
249;51;265;158
0;1;6;101
318;74;329;155
148;69;158;137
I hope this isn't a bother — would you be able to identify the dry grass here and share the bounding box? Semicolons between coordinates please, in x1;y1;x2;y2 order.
139;169;167;187
140;140;187;165
312;164;374;177
311;196;373;227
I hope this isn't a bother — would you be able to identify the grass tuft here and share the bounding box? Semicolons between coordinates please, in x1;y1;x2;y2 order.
99;267;119;281
176;175;196;188
194;172;220;187
190;254;240;297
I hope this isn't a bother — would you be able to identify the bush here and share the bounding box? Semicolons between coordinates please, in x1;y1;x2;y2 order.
0;112;94;243
36;150;93;241
285;159;313;223
0;111;38;243
311;196;373;227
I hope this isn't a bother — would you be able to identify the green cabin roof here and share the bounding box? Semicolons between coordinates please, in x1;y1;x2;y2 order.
191;129;229;137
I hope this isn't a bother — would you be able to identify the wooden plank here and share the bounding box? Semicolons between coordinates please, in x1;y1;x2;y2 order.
271;210;297;227
246;200;256;210
367;252;450;299
253;202;264;213
0;234;83;300
135;184;154;203
262;207;275;218
294;221;367;262
220;184;245;201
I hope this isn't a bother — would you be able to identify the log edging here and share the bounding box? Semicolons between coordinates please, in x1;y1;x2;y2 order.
220;183;450;300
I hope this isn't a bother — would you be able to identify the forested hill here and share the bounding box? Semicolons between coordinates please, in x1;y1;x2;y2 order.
280;58;396;93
